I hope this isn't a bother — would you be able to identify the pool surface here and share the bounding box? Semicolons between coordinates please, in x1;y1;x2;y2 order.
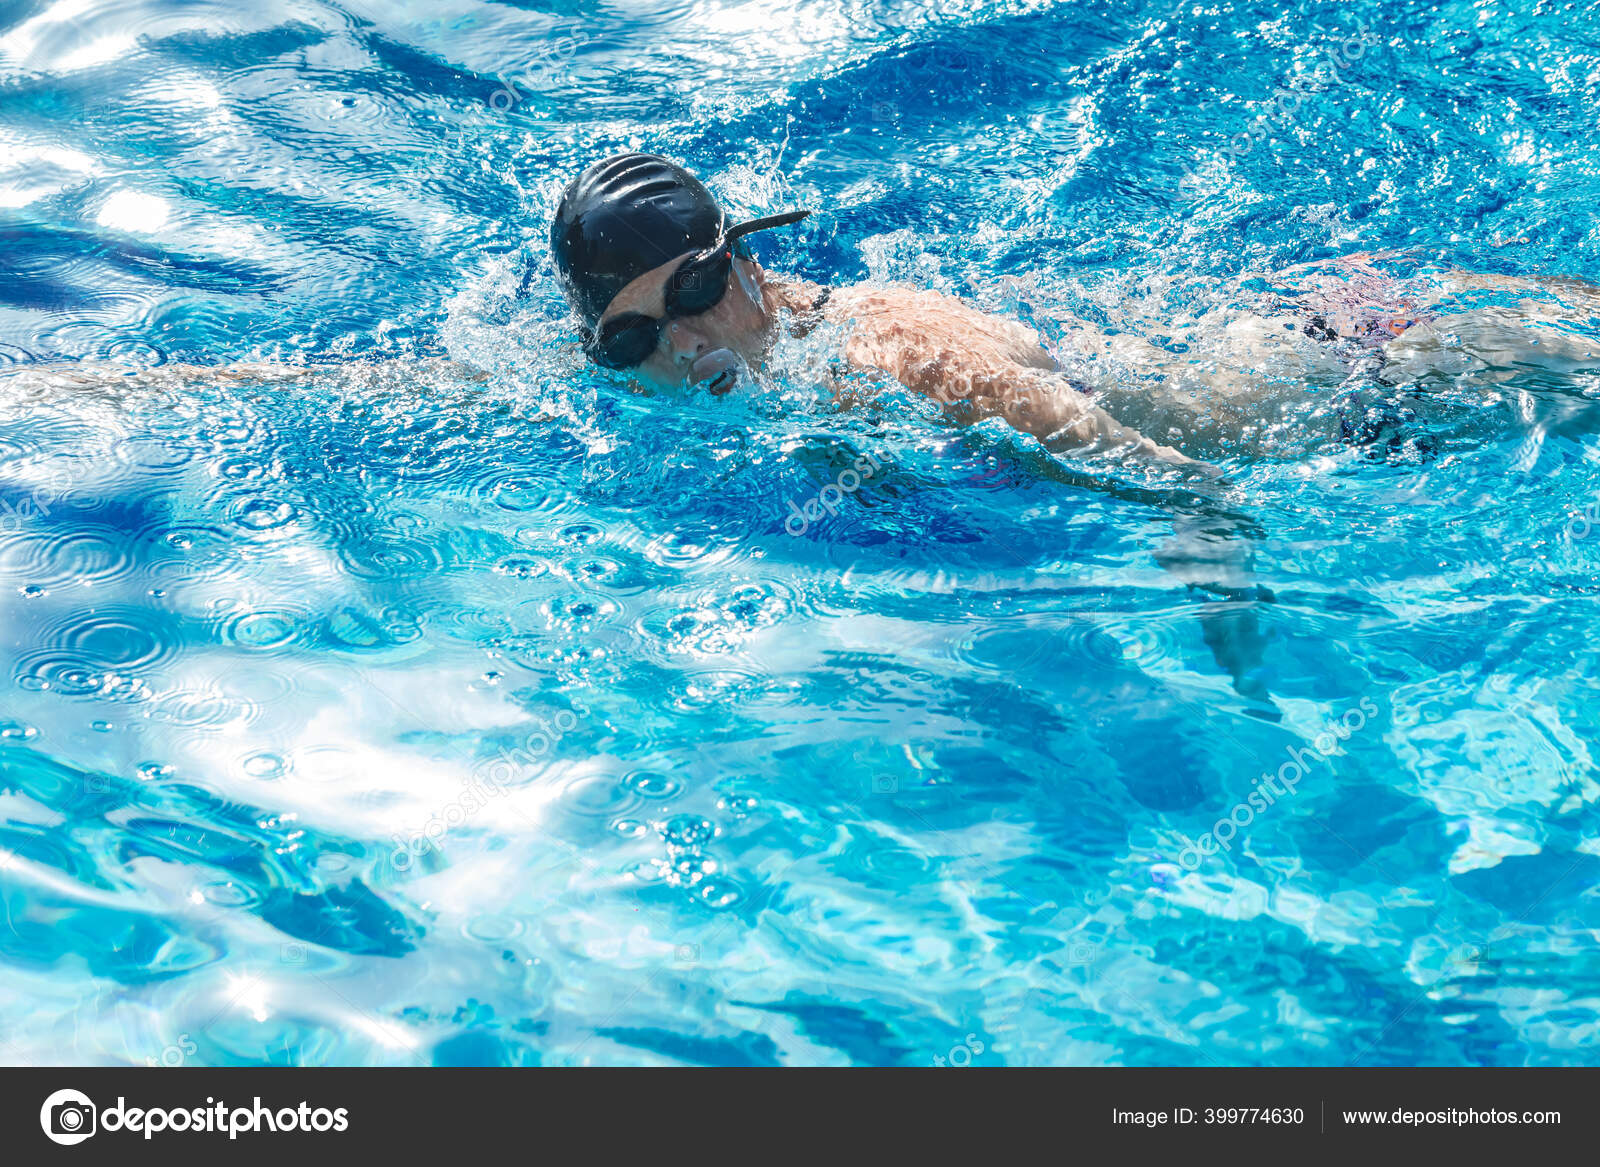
3;0;1600;1066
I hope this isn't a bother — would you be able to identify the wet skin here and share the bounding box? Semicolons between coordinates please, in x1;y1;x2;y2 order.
595;253;1205;471
593;252;779;396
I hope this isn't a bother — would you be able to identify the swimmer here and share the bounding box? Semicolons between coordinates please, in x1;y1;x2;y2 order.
550;153;1600;468
550;152;1212;475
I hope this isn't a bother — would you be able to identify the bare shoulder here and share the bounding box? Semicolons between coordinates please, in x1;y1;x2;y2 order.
825;284;1058;388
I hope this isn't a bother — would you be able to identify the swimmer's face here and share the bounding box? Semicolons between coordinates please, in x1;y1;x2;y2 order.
594;254;773;394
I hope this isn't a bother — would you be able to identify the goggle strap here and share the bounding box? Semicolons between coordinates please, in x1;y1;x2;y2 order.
720;209;812;247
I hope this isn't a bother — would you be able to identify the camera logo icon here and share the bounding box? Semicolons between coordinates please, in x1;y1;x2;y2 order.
40;1088;97;1146
1068;941;1101;965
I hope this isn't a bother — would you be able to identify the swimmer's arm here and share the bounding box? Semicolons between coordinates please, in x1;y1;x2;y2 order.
982;369;1215;473
1276;259;1600;316
826;287;1214;474
1421;270;1600;316
174;357;487;384
0;357;488;395
850;337;1214;474
1;359;311;389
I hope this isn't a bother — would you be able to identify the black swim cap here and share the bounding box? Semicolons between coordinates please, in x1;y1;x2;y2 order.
551;153;737;328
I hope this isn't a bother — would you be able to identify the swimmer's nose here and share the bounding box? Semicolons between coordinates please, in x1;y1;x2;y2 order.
666;320;708;366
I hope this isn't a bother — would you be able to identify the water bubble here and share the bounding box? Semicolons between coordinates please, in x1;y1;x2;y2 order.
696;879;745;910
217;457;265;482
146;523;234;585
488;478;547;512
242;752;289;779
231;496;298;532
659;815;716;848
557;522;603;546
199;881;260;908
493;556;547;579
136;761;175;782
629;858;670;884
148;687;258;731
13;652;153;701
717;795;758;819
220;608;306;652
571;557;620;583
624;770;682;799
339;537;445;582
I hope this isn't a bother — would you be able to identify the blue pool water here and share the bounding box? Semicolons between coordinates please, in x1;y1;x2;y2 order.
3;0;1600;1067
